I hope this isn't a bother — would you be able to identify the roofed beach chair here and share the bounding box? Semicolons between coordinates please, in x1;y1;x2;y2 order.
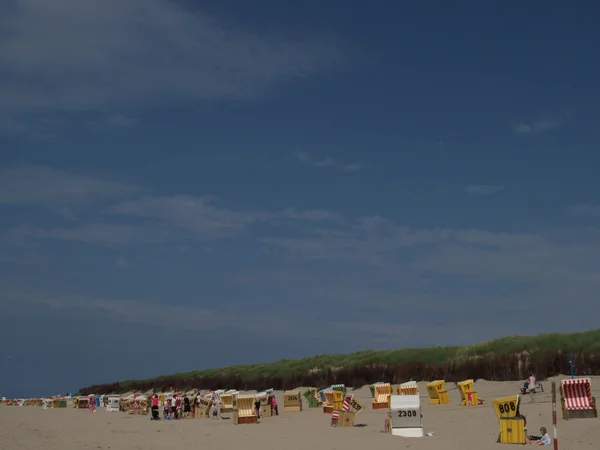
372;383;392;409
561;378;598;420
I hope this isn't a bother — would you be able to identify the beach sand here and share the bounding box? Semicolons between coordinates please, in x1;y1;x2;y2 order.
1;376;597;450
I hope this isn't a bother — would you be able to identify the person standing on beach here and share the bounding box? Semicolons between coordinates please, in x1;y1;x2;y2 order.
164;397;170;419
254;399;261;419
171;397;179;420
183;395;191;419
151;394;159;420
174;396;181;419
211;399;219;420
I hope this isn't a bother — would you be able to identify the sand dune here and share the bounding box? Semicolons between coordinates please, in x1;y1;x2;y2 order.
1;376;597;450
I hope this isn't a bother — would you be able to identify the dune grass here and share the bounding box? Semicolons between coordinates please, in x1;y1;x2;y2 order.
100;329;600;393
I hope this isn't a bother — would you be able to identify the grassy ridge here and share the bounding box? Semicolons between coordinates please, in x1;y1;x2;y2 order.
80;329;600;394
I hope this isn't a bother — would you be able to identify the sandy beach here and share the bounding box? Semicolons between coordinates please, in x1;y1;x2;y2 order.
1;376;597;450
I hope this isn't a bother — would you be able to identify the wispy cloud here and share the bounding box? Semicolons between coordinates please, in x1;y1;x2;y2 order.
7;167;600;294
0;166;143;206
464;184;505;195
261;214;600;287
0;0;343;133
0;114;64;141
262;215;546;266
110;195;342;237
513;119;561;134
0;288;338;341
295;151;364;172
5;167;600;329
569;203;600;217
7;174;343;245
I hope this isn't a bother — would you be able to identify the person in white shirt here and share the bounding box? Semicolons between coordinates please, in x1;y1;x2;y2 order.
529;374;536;388
526;427;551;446
211;399;219;420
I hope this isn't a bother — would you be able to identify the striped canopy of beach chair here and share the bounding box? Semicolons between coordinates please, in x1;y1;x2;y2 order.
330;410;341;427
562;378;594;410
343;394;354;412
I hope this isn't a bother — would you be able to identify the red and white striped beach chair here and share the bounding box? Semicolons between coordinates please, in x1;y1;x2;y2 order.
342;394;353;412
330;410;340;427
560;378;598;420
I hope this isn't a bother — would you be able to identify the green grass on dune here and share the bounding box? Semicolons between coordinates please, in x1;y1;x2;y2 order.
108;329;600;391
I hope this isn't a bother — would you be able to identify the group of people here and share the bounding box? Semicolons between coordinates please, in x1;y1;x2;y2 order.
150;394;206;420
254;396;278;418
148;393;279;420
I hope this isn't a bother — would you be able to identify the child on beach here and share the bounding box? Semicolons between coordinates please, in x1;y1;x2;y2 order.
526;427;551;446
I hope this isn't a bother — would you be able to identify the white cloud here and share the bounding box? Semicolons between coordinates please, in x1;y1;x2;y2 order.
10;192;343;244
513;119;561;134
112;195;266;237
464;184;505;195
569;203;600;217
263;215;547;264
261;214;600;288
110;195;342;237
0;0;343;129
5;166;600;328
0;166;143;206
295;151;364;172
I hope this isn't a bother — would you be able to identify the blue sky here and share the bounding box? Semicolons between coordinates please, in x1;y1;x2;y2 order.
1;0;600;398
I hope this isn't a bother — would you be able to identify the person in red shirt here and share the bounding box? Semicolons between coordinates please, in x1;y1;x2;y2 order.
151;394;160;420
